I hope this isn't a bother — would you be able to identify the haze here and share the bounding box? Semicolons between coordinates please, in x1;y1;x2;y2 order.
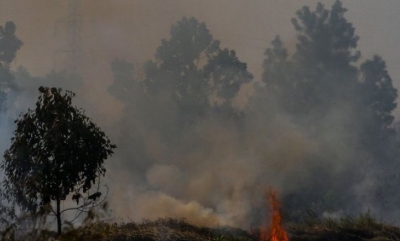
1;0;400;228
1;1;400;120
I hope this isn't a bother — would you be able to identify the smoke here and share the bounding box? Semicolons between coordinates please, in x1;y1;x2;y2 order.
102;100;366;228
108;177;229;226
1;0;400;230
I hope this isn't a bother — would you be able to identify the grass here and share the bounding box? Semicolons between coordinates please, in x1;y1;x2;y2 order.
287;213;400;241
58;218;254;241
3;213;400;241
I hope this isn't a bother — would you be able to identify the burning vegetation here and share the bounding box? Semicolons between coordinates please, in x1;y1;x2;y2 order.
1;0;400;239
259;190;289;241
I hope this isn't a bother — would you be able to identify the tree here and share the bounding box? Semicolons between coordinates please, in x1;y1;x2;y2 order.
106;17;252;182
203;48;253;106
360;56;397;146
108;59;140;103
286;0;397;148
258;1;361;120
257;35;294;114
251;0;398;219
0;21;23;112
142;17;252;138
1;87;116;236
291;0;360;116
143;17;219;128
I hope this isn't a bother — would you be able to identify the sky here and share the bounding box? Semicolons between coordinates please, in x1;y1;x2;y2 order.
0;0;400;121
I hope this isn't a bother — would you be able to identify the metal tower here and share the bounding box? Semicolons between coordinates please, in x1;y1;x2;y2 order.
53;0;82;74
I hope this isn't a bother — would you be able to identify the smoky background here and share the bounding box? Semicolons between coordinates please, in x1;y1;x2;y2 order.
0;0;400;229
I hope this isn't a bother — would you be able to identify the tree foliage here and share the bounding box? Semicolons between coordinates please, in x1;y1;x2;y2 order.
360;56;397;144
108;59;139;103
259;1;362;119
1;87;116;235
143;17;218;117
143;17;252;126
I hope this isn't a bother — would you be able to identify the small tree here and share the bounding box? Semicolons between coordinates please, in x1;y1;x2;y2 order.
1;87;116;236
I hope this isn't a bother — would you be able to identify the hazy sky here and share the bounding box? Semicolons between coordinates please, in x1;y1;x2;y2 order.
1;0;400;118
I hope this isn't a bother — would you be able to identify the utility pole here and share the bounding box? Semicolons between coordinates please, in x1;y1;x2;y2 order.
53;0;82;75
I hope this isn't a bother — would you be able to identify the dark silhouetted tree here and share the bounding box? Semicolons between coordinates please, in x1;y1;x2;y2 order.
1;87;116;236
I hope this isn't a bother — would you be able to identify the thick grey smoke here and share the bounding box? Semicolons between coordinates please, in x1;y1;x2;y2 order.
1;0;400;230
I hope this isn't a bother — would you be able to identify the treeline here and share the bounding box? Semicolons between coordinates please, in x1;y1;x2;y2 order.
106;1;399;221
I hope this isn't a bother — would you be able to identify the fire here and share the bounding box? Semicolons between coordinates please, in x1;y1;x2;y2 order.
260;189;289;241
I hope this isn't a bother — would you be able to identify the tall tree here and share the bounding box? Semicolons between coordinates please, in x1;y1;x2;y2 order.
1;87;116;236
107;59;153;175
292;0;360;116
257;36;294;113
259;1;361;120
253;0;398;219
106;17;252;180
142;17;252;134
359;56;397;146
143;17;218;127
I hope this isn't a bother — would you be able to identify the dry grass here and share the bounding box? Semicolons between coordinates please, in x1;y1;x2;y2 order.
58;218;253;241
287;213;400;241
4;214;400;241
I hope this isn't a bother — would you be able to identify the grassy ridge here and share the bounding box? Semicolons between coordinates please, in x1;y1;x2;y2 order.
288;214;400;241
6;215;400;241
58;218;253;241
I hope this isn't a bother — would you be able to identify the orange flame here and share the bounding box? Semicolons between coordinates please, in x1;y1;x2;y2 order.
260;189;289;241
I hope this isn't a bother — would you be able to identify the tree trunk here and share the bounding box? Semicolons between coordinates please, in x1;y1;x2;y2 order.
56;198;62;236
